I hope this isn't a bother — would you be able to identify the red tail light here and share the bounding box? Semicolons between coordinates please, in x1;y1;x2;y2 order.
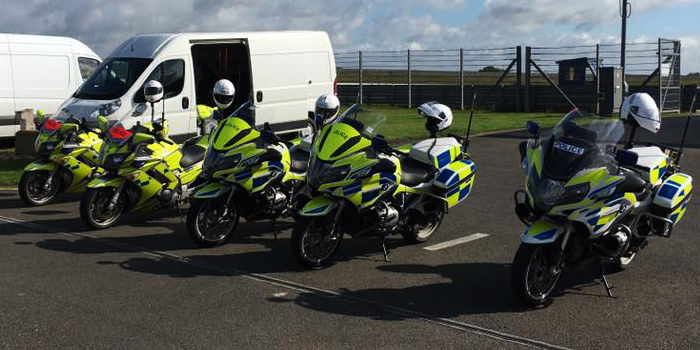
44;118;62;131
333;77;337;95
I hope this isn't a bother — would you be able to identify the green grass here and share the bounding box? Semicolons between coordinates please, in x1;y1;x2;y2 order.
0;149;31;187
355;105;561;142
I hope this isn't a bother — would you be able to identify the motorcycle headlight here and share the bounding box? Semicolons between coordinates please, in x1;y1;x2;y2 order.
541;180;565;206
104;153;129;169
308;159;350;188
217;154;242;171
36;141;59;156
555;183;590;206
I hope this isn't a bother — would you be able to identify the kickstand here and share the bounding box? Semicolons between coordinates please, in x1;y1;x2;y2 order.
601;266;614;298
176;203;185;222
270;216;278;241
380;236;389;262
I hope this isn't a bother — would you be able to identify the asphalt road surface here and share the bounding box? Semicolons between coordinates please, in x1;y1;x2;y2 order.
1;118;699;349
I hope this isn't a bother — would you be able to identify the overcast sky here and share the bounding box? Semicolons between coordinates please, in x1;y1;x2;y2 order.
2;0;699;73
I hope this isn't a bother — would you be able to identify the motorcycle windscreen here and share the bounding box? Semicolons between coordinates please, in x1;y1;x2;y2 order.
542;110;624;181
313;104;383;161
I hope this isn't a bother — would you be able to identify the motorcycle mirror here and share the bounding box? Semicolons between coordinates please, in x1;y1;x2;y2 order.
615;149;639;167
36;110;45;121
371;135;389;151
526;120;540;137
97;115;109;133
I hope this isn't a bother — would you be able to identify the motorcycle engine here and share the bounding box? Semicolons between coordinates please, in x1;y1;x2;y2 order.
376;201;399;231
259;187;287;214
594;225;631;258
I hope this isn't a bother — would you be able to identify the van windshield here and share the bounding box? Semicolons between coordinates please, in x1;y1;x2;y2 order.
74;57;152;100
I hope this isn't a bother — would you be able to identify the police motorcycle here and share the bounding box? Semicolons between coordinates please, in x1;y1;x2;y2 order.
291;102;477;268
80;80;207;229
18;109;105;206
183;94;338;247
511;93;693;306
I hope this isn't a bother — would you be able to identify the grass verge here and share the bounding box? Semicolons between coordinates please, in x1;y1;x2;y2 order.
0;148;31;188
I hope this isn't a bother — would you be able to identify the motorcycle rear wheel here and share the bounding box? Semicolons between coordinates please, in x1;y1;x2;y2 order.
19;170;60;206
511;243;563;307
186;198;239;247
291;216;342;268
401;208;445;243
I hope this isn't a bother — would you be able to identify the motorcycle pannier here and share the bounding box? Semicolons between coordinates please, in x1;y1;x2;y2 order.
433;159;476;208
408;137;461;169
650;173;692;235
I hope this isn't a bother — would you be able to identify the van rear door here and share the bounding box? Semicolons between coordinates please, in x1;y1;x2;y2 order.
248;35;333;132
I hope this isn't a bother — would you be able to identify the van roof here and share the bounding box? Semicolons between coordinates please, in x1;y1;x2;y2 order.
0;33;100;58
108;31;331;59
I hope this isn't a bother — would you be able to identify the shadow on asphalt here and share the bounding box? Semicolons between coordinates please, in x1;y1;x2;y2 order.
0;193;81;209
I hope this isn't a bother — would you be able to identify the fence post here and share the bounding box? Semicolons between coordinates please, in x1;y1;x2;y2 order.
595;44;600;114
525;46;531;112
658;38;662;111
407;49;412;108
358;50;363;105
460;48;464;110
516;46;522;112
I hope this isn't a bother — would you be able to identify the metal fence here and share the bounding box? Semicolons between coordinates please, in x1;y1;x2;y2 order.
335;47;521;110
336;38;686;114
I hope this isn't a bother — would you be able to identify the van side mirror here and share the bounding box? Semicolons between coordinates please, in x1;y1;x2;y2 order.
526;120;540;137
615;149;639;167
97;115;109;133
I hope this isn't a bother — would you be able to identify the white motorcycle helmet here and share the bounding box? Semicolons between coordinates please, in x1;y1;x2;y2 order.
144;80;163;104
418;101;453;134
315;94;340;125
213;79;236;110
621;92;661;133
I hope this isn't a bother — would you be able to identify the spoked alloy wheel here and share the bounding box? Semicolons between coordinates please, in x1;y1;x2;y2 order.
186;198;239;247
291;216;342;268
511;243;563;307
19;170;60;206
80;188;125;229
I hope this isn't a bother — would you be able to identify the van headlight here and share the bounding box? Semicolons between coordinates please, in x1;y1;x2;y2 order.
99;100;122;117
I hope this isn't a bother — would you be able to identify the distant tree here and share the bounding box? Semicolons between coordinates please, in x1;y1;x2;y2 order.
688;72;700;77
479;65;503;73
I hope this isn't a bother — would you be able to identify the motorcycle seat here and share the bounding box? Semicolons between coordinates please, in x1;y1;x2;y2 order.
290;148;310;173
400;157;433;187
180;144;206;169
615;168;650;196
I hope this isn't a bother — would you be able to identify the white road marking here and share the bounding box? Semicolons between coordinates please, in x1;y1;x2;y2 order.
0;215;568;350
272;292;288;298
423;233;490;251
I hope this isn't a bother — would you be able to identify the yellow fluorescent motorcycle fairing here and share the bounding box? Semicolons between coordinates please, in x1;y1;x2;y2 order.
79;105;207;229
186;101;310;247
511;110;692;306
291;104;476;268
19;109;104;206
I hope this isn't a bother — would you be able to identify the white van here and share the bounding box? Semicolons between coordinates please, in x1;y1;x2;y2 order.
0;34;101;138
57;31;337;141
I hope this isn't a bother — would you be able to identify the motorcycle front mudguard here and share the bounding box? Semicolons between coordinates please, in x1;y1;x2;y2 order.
299;196;339;217
520;218;567;244
24;160;55;172
86;175;124;189
193;182;232;199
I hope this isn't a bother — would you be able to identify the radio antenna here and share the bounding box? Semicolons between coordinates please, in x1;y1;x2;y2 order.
463;91;477;151
678;87;698;156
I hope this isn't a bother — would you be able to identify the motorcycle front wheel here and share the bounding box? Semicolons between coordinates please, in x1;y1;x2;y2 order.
511;243;563;307
80;187;125;229
291;216;343;268
18;170;60;206
186;198;239;247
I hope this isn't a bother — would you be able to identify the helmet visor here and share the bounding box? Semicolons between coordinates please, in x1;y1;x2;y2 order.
214;93;234;106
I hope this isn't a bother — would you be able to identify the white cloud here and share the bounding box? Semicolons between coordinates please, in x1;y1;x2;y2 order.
0;0;698;72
